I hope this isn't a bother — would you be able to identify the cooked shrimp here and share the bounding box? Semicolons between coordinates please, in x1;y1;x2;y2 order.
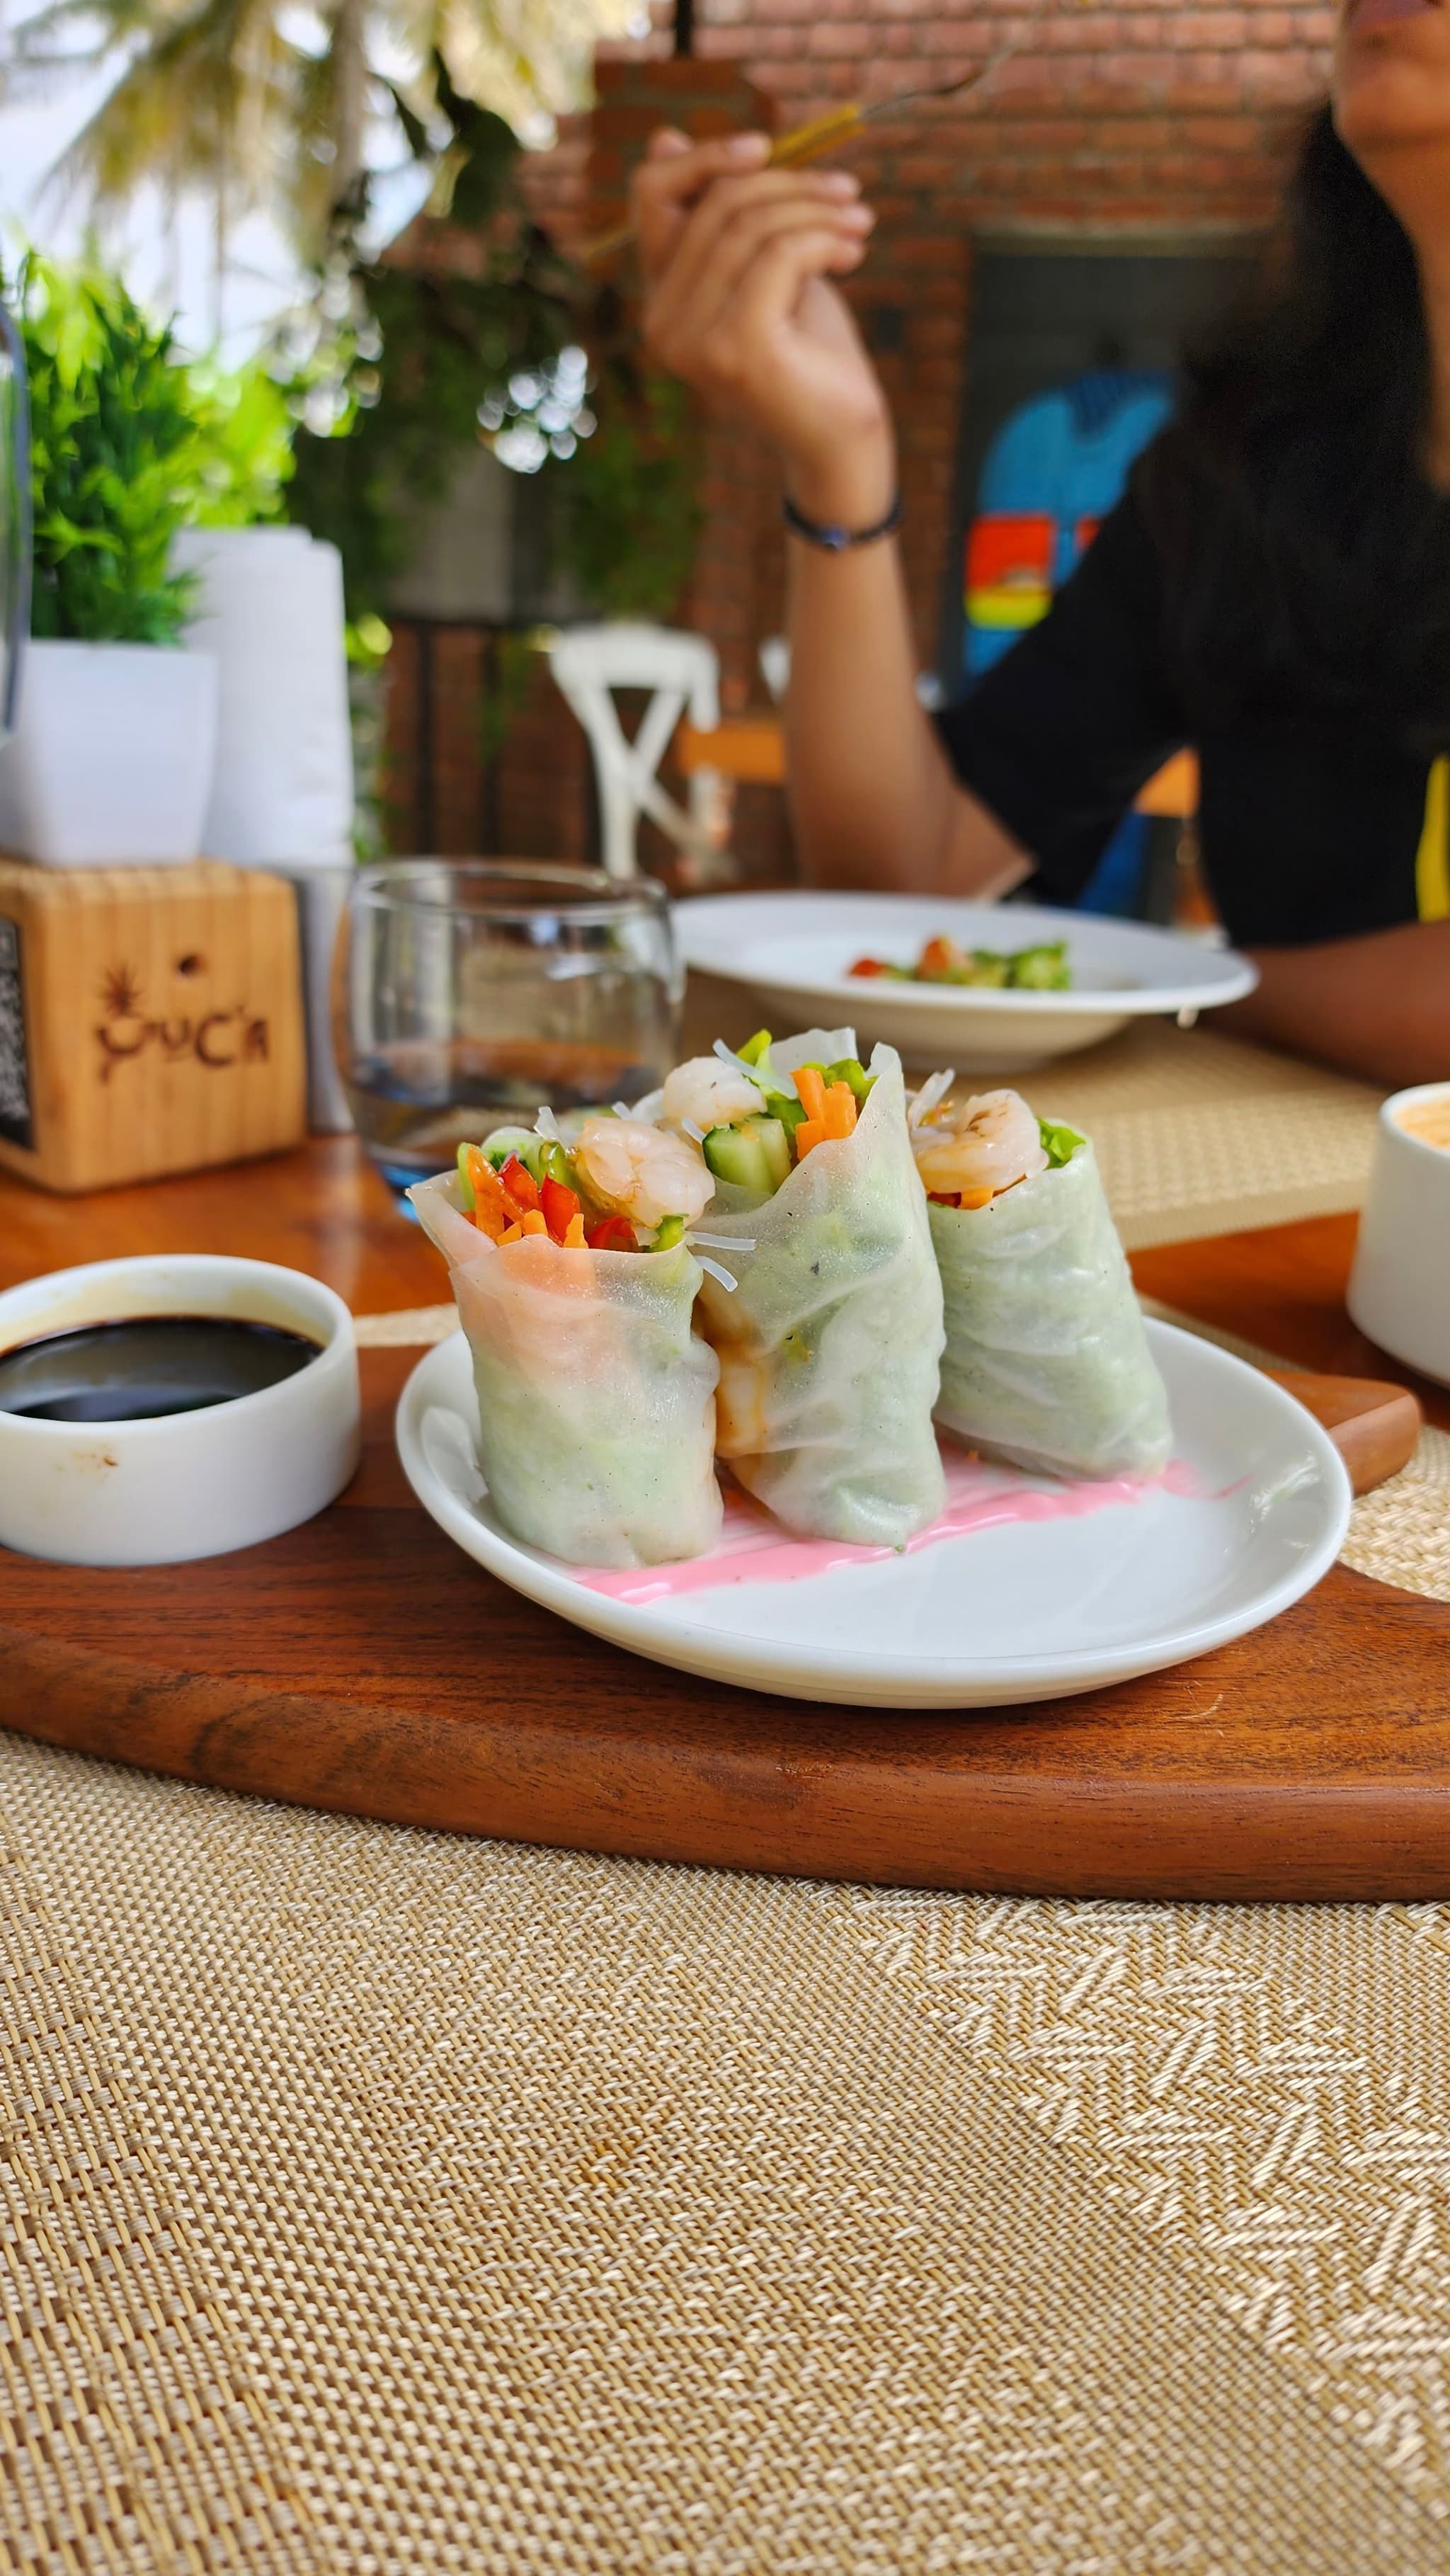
911;1088;1048;1199
573;1117;715;1229
660;1056;765;1136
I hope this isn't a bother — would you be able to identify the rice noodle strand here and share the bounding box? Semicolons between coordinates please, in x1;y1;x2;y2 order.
908;1068;955;1129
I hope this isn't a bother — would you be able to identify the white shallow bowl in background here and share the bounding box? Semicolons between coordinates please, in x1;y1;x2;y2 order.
675;891;1258;1071
1348;1082;1450;1388
396;1322;1349;1711
0;1254;360;1566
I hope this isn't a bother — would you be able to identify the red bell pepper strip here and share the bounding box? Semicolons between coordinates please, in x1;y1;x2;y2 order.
497;1153;540;1219
586;1214;637;1253
540;1173;582;1243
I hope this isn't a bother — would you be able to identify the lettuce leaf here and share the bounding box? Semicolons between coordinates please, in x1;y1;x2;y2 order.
1039;1119;1084;1170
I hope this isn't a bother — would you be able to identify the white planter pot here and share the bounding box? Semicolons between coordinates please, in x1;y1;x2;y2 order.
173;528;354;864
0;639;219;867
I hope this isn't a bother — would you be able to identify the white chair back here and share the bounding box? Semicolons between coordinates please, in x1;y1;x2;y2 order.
549;622;724;881
758;635;790;705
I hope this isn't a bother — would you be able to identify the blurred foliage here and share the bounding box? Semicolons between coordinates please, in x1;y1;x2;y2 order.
14;251;290;644
283;69;702;628
9;0;636;268
185;360;297;525
554;370;701;623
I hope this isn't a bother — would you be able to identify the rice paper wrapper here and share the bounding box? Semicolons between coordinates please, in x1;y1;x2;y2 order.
697;1036;946;1546
410;1175;722;1569
929;1138;1171;1479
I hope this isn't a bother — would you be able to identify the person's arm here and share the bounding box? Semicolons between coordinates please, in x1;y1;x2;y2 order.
782;462;1029;896
1223;920;1450;1089
631;131;1028;899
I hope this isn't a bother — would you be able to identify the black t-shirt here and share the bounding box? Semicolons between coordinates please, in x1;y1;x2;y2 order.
937;482;1450;947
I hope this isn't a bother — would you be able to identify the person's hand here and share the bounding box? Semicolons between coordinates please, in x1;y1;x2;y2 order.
630;128;896;527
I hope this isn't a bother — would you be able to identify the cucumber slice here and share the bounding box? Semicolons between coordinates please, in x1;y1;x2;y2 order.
824;1056;873;1105
483;1127;547;1182
1009;941;1071;991
703;1124;773;1192
652;1214;687;1251
748;1117;792;1190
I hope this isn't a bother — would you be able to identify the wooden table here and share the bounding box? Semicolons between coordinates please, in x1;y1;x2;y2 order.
1;1139;1448;1901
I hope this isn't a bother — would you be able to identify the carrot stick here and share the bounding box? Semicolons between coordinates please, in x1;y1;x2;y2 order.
794;1064;828;1122
465;1147;512;1241
822;1083;857;1140
794;1118;826;1160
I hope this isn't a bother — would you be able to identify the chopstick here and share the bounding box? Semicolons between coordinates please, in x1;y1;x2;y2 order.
579;52;1019;270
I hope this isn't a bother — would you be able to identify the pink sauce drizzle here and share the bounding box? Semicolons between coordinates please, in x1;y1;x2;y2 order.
574;1452;1205;1607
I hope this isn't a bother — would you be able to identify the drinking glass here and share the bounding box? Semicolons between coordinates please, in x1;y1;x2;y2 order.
333;862;683;1202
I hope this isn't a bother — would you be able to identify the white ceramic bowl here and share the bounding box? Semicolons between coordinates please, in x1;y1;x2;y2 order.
1347;1082;1450;1388
0;1254;360;1566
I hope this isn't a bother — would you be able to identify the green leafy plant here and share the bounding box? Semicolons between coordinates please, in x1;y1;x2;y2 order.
16;253;295;645
19;253;201;643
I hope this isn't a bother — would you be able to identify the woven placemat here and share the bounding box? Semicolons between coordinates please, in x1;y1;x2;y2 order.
4;1741;1450;2574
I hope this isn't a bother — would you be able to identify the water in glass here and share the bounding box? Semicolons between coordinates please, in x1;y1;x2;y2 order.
334;862;683;1202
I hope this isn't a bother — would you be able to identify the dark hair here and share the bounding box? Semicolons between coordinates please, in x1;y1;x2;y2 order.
1138;106;1450;756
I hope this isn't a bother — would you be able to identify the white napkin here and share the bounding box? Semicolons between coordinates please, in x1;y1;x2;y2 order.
173;527;355;865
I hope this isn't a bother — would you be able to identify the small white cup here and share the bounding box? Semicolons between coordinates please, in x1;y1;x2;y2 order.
1347;1083;1450;1388
0;1254;360;1566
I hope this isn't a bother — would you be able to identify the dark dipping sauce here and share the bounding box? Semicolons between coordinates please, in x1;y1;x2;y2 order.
0;1316;322;1423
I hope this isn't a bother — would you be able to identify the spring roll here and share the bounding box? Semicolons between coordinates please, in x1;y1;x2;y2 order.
651;1027;946;1546
913;1086;1170;1480
410;1122;721;1569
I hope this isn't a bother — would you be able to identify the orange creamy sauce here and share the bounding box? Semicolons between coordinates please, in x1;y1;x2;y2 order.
1395;1097;1450;1153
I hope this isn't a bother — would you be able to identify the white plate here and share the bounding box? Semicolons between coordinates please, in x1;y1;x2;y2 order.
395;1323;1349;1711
675;891;1258;1071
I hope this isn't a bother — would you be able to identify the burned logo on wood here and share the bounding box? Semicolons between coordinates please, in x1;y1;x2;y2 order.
96;962;270;1085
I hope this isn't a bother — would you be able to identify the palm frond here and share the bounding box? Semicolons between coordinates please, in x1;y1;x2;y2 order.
42;0;304;224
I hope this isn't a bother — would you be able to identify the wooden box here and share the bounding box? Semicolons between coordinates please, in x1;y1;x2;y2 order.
0;860;307;1193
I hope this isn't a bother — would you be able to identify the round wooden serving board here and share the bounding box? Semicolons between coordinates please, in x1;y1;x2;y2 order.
2;1311;1449;1903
